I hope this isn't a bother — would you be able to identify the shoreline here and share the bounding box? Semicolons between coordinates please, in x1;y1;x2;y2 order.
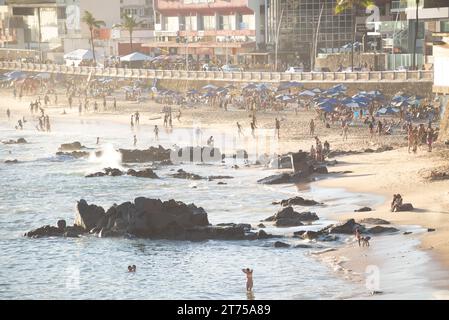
312;149;449;298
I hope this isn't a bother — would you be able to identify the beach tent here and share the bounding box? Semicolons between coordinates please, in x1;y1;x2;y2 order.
121;52;152;62
120;52;153;68
64;49;94;67
277;81;303;92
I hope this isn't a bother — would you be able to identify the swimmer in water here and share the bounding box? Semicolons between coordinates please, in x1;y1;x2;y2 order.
242;268;253;292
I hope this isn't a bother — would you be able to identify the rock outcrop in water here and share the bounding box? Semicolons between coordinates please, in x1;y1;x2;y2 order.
2;138;27;144
86;168;159;179
170;169;204;180
25;198;275;241
272;196;321;207
4;159;19;164
119;146;171;163
264;207;319;227
58;141;85;151
257;150;328;185
56;150;93;159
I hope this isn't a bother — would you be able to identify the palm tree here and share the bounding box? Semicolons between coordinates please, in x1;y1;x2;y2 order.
412;0;420;70
117;14;140;52
335;0;374;72
82;10;106;65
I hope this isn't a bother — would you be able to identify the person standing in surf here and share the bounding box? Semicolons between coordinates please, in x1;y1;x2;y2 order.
242;268;253;292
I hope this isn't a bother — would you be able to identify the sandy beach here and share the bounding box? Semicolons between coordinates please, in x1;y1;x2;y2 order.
2;86;449;298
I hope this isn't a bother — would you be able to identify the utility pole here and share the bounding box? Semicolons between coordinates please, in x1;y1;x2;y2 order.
313;3;324;71
274;7;284;72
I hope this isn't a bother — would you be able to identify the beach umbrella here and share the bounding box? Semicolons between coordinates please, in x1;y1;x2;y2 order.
276;94;295;102
317;102;334;112
242;83;257;90
328;84;347;92
203;91;216;98
298;90;316;97
202;84;218;91
187;89;199;95
256;83;271;92
377;107;399;115
225;84;237;90
312;88;322;93
34;72;51;80
392;100;410;108
6;70;27;80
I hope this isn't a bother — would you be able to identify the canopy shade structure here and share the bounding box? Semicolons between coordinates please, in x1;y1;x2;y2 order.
120;52;153;62
64;49;94;61
202;84;219;91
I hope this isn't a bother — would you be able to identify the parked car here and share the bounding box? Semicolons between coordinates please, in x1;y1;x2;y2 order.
221;64;244;72
285;66;304;73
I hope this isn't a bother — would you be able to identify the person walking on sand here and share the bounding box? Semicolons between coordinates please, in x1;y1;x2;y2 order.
355;228;362;247
237;122;244;137
250;121;257;138
133;135;137;147
426;125;434;152
113;97;117;111
309;119;315;136
275;118;280;140
177;109;181;122
242;268;253;292
342;122;349;141
6;108;10;120
130;115;134;128
154;125;159;141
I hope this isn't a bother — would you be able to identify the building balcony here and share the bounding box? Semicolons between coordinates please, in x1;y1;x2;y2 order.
154;0;254;15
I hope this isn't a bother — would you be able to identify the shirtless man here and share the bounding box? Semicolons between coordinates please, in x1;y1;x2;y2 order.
242;268;253;292
309;119;315;136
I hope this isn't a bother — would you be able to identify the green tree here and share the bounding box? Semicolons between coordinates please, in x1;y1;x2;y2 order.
117;14;141;52
335;0;374;71
81;10;106;65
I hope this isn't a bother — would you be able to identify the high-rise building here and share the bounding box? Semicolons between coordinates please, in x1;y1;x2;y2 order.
266;0;354;67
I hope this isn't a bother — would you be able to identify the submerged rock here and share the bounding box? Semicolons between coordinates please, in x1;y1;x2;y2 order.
4;159;19;164
86;168;159;179
56;150;92;159
127;168;159;179
171;169;204;180
354;207;372;212
2;138;27;144
273;196;321;207
367;226;399;234
274;241;290;248
359;218;390;225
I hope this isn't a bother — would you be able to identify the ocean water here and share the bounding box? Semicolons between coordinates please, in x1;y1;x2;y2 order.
0;117;437;299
